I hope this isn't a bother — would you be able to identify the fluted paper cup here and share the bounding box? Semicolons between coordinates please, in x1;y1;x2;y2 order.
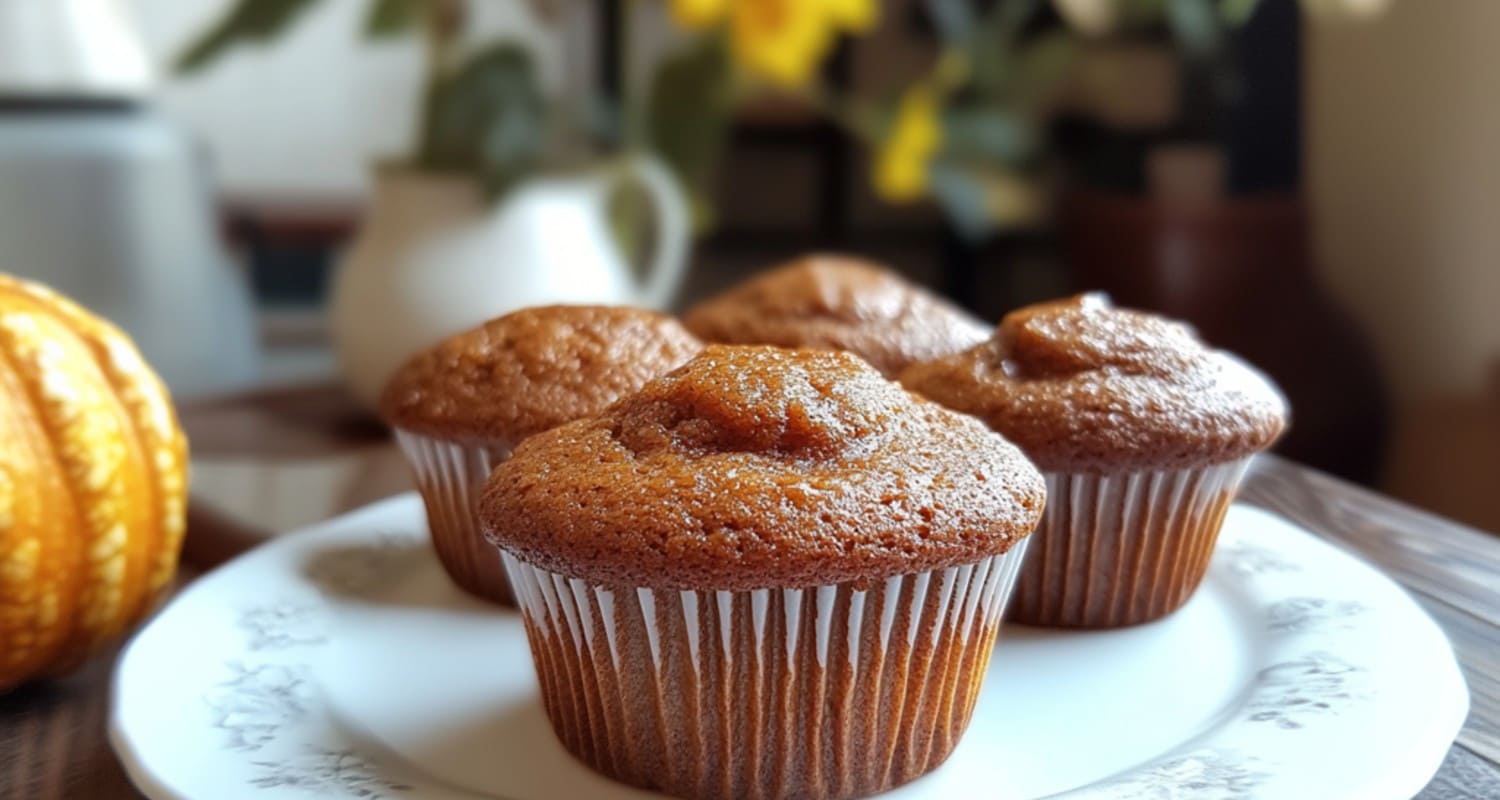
393;430;515;605
1009;457;1253;628
502;541;1030;800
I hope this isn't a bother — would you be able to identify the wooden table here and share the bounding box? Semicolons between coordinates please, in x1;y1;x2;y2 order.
3;384;1497;799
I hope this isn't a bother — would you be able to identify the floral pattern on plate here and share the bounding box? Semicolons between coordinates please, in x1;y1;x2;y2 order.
250;749;413;798
207;662;314;752
1063;749;1270;800
112;495;1468;800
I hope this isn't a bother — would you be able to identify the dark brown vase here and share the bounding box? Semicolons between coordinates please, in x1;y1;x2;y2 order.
1061;189;1388;484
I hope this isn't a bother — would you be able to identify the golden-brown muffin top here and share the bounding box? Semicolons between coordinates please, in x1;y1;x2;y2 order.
682;254;990;378
379;305;703;446
900;293;1288;473
481;345;1045;591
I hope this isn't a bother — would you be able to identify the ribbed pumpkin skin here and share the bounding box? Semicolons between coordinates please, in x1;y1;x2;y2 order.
0;274;187;691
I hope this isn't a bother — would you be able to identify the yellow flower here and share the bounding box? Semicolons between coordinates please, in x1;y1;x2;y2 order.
671;0;728;29
824;0;877;31
874;86;942;203
731;0;834;86
671;0;879;87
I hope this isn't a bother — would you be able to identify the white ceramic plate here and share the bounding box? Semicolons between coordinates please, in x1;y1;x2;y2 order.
111;494;1468;800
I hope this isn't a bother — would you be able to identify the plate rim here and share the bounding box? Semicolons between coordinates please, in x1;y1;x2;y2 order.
109;494;1471;800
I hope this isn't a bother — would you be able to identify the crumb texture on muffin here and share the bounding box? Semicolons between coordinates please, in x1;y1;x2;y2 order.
482;345;1044;590
682;254;990;377
901;293;1288;472
379;305;702;445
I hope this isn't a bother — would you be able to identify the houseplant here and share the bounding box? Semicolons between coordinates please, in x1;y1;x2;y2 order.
176;3;1076;279
191;1;1386;410
177;0;711;407
177;0;1081;405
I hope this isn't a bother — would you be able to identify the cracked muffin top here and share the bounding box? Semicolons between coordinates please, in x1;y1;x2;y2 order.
481;345;1045;590
682;254;990;378
380;305;703;446
900;293;1288;473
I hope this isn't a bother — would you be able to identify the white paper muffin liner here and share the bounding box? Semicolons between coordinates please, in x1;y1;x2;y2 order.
393;430;515;605
501;540;1030;800
1010;456;1254;628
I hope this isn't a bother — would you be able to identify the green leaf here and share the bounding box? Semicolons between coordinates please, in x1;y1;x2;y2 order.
1219;0;1260;26
417;43;545;195
927;163;994;242
929;161;1043;240
1167;0;1224;58
1117;0;1171;28
961;0;1040;89
175;0;326;74
941;108;1036;164
965;41;1011;97
924;0;975;43
984;0;1043;41
587;94;624;147
607;171;652;276
965;3;1075;97
644;36;734;232
1011;32;1079;110
364;0;423;39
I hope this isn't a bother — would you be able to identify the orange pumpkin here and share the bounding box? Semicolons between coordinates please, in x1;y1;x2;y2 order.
0;274;187;690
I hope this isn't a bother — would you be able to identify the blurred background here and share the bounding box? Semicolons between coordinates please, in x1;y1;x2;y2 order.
2;0;1497;532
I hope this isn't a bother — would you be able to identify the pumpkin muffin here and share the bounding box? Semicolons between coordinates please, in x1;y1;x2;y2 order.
379;305;702;605
481;345;1044;800
682;254;989;377
901;293;1287;627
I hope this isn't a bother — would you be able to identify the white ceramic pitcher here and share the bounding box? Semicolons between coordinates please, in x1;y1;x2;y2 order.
329;154;690;409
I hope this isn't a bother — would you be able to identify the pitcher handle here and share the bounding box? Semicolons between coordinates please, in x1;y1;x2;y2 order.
618;153;690;310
